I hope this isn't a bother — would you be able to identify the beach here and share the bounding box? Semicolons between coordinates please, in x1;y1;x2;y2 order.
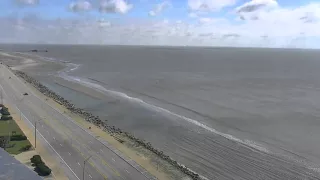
1;44;320;179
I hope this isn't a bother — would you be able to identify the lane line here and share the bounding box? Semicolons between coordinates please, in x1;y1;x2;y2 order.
71;135;121;177
3;65;152;179
78;162;81;166
0;83;80;180
88;161;108;180
72;144;109;179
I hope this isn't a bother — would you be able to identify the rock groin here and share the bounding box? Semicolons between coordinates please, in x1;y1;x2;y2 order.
14;70;201;180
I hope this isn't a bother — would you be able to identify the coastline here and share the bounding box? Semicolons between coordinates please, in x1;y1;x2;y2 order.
3;54;202;179
3;48;320;180
14;70;202;180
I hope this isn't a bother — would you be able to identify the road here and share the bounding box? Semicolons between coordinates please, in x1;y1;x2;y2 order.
0;64;155;180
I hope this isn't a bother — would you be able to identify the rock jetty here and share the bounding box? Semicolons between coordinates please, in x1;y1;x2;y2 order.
14;70;201;180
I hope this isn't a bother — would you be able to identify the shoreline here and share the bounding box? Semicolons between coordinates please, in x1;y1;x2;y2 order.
14;70;202;180
3;48;320;180
1;51;203;179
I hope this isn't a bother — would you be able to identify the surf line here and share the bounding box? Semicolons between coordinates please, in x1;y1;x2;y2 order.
57;73;269;153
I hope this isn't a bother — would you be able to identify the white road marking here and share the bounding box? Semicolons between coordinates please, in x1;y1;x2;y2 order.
60;144;63;147
125;170;130;173
1;66;149;179
78;162;81;166
112;158;115;162
89;174;92;179
68;152;71;156
1;98;81;179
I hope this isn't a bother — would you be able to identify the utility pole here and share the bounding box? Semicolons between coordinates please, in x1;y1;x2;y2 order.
4;131;11;150
83;155;92;180
0;89;3;105
4;120;11;150
34;122;37;149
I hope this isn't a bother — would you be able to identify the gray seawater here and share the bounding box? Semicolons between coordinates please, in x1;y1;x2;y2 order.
2;44;320;179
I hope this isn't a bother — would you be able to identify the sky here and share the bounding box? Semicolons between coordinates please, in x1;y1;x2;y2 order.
0;0;320;48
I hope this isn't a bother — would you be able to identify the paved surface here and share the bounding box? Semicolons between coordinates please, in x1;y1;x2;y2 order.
0;64;154;180
0;148;42;180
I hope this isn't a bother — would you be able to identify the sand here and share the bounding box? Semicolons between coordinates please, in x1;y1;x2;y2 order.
22;74;186;180
3;47;320;180
1;52;185;179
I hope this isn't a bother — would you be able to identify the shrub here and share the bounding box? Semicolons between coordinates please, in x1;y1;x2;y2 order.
10;134;27;141
31;155;42;166
1;107;10;116
1;115;12;121
31;155;51;176
35;163;51;176
20;144;32;151
0;136;10;149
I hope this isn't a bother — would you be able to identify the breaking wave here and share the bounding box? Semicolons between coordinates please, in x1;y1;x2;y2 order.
57;63;270;154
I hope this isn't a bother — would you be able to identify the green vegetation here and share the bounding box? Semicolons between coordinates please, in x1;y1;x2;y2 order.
0;105;32;154
10;134;27;141
6;140;32;154
1;107;10;116
1;107;12;120
31;155;42;165
31;155;52;176
0;121;22;136
1;115;13;120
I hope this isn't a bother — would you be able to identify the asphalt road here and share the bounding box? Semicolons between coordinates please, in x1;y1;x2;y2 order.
0;64;154;180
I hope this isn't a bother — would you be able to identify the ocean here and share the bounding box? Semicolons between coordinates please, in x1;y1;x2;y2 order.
2;44;320;179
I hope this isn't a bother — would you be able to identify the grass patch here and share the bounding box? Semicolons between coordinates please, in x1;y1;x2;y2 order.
0;117;32;155
6;140;31;155
0;120;22;136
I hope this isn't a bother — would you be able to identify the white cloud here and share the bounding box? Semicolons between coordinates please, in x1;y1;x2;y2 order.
236;0;278;13
2;2;320;48
149;1;171;16
188;0;237;12
188;12;198;18
99;0;133;14
198;17;213;24
98;19;112;28
69;1;92;12
15;0;38;5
